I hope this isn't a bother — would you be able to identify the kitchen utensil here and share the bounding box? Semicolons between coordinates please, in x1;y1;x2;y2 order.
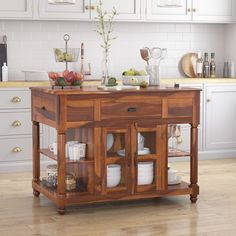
150;47;162;60
0;35;7;81
181;53;198;78
140;48;150;65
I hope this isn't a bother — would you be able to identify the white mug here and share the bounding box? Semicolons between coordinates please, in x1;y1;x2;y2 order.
65;141;78;158
168;169;178;182
69;143;86;160
49;142;57;155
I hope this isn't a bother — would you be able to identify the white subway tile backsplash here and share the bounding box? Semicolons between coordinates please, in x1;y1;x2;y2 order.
0;21;225;80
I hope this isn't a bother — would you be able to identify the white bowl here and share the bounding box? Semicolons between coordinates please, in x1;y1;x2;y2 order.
122;75;150;86
138;175;154;185
107;176;121;188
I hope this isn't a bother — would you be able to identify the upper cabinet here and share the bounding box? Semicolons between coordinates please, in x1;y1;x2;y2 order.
192;0;235;23
39;0;89;19
146;0;191;22
146;0;235;23
90;0;141;20
39;0;141;20
0;0;33;19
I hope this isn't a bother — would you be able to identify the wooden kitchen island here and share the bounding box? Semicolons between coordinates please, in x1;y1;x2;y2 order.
31;86;200;215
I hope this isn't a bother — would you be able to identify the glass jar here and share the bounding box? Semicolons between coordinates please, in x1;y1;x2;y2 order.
101;51;112;85
65;174;76;191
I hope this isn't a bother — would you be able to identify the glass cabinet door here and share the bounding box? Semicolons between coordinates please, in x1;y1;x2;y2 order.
101;127;132;194
133;125;168;193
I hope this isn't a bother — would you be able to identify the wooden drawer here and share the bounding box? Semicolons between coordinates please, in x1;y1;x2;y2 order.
0;110;31;136
0;136;32;162
101;99;162;120
0;89;30;109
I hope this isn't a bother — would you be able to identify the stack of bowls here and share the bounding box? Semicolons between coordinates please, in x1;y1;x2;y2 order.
107;164;121;188
138;162;154;185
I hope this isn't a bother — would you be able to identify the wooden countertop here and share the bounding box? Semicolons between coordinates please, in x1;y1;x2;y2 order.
1;78;236;88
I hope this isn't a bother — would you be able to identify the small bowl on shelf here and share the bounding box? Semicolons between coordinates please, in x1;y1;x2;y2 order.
54;48;79;62
48;70;84;88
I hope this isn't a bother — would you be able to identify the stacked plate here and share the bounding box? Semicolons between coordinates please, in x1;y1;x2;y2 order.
138;162;154;185
107;164;121;188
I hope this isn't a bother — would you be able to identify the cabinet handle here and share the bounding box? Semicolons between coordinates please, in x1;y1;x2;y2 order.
192;8;196;12
12;147;22;153
85;5;89;10
90;5;95;10
127;107;137;113
11;97;21;103
187;8;191;12
207;98;211;103
12;120;22;127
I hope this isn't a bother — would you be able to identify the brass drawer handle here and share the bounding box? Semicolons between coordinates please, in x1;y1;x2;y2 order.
85;5;89;10
11;97;21;103
12;147;22;153
90;5;95;10
192;8;196;12
187;8;191;12
127;107;137;113
12;120;22;127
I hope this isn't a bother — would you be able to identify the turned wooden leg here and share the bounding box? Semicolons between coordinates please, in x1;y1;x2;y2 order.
190;125;199;203
32;121;40;197
33;189;40;197
58;207;66;215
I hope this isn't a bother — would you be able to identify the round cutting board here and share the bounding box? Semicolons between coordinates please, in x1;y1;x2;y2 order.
181;53;198;78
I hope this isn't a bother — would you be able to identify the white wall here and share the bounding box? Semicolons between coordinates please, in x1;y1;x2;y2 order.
225;24;236;64
0;20;225;81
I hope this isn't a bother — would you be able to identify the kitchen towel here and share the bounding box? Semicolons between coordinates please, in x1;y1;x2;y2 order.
157;0;183;7
0;35;7;81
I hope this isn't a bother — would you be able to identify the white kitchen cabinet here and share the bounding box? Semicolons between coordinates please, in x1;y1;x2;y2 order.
192;0;235;23
146;0;192;21
205;84;236;150
39;0;90;19
0;0;33;18
91;0;141;20
146;0;235;23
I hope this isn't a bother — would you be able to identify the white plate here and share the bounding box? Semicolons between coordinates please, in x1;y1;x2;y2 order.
118;148;150;157
107;134;114;151
168;175;182;185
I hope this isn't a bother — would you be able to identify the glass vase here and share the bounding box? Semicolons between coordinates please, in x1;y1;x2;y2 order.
101;52;112;85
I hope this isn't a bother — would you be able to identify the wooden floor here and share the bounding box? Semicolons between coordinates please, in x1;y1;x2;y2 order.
1;158;236;236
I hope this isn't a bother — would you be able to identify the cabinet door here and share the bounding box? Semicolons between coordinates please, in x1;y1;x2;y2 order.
101;127;132;195
91;0;141;20
39;0;90;19
205;85;236;150
0;0;32;18
192;0;235;22
146;0;192;21
134;125;168;193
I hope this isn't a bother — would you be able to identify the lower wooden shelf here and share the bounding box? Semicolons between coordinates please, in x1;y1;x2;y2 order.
32;180;193;206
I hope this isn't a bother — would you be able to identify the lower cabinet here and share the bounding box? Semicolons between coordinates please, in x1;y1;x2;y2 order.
204;84;236;151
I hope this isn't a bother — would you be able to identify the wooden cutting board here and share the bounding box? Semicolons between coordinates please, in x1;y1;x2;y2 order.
181;53;198;78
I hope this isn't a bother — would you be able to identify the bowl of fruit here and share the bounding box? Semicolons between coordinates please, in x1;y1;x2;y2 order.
48;70;84;88
54;48;79;62
122;68;149;87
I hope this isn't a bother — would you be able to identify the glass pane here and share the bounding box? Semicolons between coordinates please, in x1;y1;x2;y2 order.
107;132;126;157
137;161;155;185
138;131;156;155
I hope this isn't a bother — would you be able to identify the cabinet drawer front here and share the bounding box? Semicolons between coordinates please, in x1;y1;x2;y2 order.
101;100;162;120
165;99;193;118
0;137;32;162
0;111;31;135
0;90;30;109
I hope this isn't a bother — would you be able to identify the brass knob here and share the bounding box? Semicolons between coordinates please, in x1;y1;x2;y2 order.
12;147;22;153
12;120;22;127
85;5;89;10
192;8;196;12
90;5;95;10
11;97;21;103
187;8;191;12
207;98;211;103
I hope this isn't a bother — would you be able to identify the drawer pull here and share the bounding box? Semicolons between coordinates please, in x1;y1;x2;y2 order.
90;5;95;10
85;5;89;10
12;147;22;153
127;107;137;113
11;97;21;103
12;120;22;127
